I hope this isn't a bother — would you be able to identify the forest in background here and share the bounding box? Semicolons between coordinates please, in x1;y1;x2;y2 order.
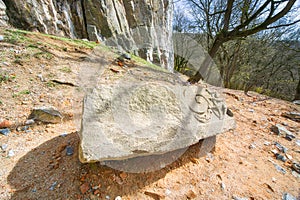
173;0;300;101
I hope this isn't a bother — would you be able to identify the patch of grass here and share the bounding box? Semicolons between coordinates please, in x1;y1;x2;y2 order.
4;29;32;44
0;100;2;105
12;89;31;98
34;52;54;60
46;81;56;88
48;34;98;49
60;66;72;73
0;73;16;83
131;55;168;72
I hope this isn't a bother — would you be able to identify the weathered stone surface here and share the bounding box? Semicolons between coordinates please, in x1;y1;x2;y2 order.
79;81;235;163
0;0;8;26
2;0;174;71
28;106;63;124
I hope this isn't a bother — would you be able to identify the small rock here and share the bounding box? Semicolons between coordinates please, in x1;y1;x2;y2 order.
28;106;63;124
205;153;214;162
248;109;254;113
274;142;288;153
115;196;122;200
232;196;249;200
17;126;29;132
0;128;10;136
60;132;68;137
282;112;300;122
221;182;226;190
105;195;110;200
226;109;234;117
282;192;296;200
293;100;300;105
264;141;271;146
66;146;74;156
275;164;286;174
0;35;4;41
49;181;57;191
8;150;15;157
285;133;295;141
37;74;45;82
25;119;35;125
0;120;11;128
275;153;287;162
165;189;172;196
285;154;292;160
122;53;131;60
1;144;8;151
249;143;256;149
292;163;300;173
80;182;90;194
271;149;278;154
296;140;300;147
271;124;294;136
282;122;288;126
271;177;276;182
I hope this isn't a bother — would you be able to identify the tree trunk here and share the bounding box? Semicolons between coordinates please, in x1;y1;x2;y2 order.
294;78;300;101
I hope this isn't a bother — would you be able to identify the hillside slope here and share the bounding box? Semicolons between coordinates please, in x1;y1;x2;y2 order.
0;29;299;200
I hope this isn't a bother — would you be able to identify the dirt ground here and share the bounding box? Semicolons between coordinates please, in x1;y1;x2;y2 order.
0;29;299;200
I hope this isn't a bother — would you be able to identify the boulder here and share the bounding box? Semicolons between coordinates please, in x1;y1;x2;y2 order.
79;79;235;164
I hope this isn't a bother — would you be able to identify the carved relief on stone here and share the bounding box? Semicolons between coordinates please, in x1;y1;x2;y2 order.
189;88;226;123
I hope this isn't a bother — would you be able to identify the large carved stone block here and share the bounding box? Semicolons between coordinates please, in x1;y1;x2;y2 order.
79;81;235;164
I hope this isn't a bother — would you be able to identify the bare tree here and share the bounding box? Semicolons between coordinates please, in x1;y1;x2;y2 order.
185;0;300;83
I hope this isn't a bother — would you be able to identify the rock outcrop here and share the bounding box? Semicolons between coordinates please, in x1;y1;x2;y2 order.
0;0;7;26
2;0;173;71
79;68;236;164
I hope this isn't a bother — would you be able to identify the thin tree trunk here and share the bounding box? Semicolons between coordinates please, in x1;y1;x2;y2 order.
294;77;300;101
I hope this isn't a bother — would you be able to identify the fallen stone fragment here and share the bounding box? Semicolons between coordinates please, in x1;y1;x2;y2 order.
285;133;295;141
8;149;15;157
0;120;11;128
0;128;10;136
274;142;288;153
28;106;63;123
282;112;300;122
271;124;294;136
79;82;235;164
275;164;286;174
232;196;249;200
292;163;300;174
49;181;57;191
66;146;74;156
296;140;300;147
275;153;287;162
1;144;8;151
25;119;35;125
282;193;297;200
115;196;122;200
80;182;90;194
0;35;4;41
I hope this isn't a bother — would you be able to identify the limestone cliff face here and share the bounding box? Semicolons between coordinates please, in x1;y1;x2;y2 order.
2;0;174;71
0;0;7;26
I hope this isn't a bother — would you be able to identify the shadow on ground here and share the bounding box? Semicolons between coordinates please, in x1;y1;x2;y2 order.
8;132;215;199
